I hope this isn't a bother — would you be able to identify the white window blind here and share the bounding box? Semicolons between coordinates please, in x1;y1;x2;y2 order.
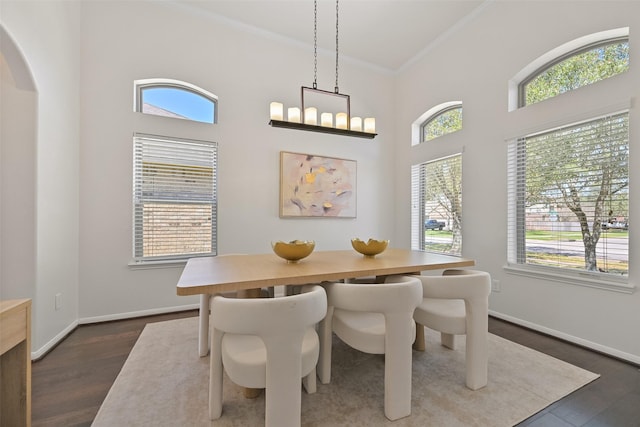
411;154;462;255
507;112;628;276
133;133;217;262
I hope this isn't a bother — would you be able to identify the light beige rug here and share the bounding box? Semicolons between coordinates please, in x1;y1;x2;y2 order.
92;317;598;426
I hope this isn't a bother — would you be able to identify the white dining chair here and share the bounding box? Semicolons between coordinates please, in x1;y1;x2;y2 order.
198;253;259;357
317;275;423;421
411;269;491;390
209;284;327;426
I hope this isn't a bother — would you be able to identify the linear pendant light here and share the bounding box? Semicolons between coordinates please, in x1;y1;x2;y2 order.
268;0;376;139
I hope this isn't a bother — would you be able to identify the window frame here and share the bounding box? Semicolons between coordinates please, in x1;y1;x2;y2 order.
411;153;463;256
508;28;630;111
411;101;462;146
506;28;633;293
131;133;218;265
420;104;463;143
518;36;629;108
506;112;632;293
133;78;218;124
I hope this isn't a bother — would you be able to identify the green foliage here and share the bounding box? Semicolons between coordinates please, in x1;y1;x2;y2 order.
523;113;629;271
424;155;462;254
525;41;629;106
423;107;462;142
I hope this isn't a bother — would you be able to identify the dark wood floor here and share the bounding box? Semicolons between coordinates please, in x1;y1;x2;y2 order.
31;312;640;427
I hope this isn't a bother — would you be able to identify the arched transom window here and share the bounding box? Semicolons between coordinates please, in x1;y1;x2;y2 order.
517;31;629;108
418;102;463;144
134;78;218;124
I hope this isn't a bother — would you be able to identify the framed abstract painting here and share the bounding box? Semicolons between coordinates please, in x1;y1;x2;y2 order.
280;151;356;218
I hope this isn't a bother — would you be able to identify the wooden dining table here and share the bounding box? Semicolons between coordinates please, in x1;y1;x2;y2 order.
177;247;475;356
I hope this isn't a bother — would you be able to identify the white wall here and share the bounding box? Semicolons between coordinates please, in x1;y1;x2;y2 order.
1;27;36;304
0;0;81;356
395;1;640;363
77;1;395;321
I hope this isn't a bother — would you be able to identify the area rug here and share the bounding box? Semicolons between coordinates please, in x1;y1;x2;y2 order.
92;317;598;426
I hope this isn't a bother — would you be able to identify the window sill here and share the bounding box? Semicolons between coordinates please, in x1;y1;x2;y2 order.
504;264;635;294
129;253;217;269
128;259;188;270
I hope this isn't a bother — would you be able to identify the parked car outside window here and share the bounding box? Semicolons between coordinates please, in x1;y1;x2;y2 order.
425;219;445;230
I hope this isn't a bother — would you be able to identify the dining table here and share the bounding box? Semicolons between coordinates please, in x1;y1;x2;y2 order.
177;247;475;399
177;247;475;357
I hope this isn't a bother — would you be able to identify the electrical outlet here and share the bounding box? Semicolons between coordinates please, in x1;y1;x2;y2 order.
491;280;501;293
55;293;62;310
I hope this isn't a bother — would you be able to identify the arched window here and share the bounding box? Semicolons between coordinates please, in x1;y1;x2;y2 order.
513;29;629;109
416;102;463;144
134;78;218;124
507;29;631;283
132;78;219;264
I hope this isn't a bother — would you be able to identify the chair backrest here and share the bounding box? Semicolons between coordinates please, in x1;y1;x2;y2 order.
420;270;491;299
210;284;327;336
326;276;422;314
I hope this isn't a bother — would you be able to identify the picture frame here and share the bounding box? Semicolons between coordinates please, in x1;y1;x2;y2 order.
280;151;356;218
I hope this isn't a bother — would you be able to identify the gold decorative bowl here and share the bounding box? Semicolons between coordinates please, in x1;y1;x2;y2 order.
351;238;389;257
271;240;315;263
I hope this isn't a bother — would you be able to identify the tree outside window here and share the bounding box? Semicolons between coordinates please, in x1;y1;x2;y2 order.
412;154;462;256
510;33;630;277
522;39;629;107
421;106;462;142
509;113;628;275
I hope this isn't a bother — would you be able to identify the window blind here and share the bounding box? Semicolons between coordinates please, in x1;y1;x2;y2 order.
133;133;217;262
507;112;629;275
410;164;425;250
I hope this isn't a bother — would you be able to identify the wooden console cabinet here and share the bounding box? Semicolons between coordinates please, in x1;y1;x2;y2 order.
0;299;32;427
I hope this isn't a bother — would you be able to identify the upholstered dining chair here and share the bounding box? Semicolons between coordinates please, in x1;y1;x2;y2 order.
199;253;263;357
411;269;491;390
317;276;423;421
209;284;327;426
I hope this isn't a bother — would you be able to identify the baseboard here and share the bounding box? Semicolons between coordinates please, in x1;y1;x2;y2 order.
32;319;79;360
31;304;199;360
490;310;640;365
78;303;200;325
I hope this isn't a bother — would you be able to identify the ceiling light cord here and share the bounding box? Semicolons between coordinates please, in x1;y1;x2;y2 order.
312;0;340;93
313;0;318;89
335;0;339;94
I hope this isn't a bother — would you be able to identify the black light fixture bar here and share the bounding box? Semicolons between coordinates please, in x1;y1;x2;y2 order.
268;119;376;139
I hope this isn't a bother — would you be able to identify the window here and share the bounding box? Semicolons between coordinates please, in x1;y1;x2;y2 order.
134;79;218;124
411;154;462;255
519;37;629;107
420;104;462;143
507;112;629;277
133;134;217;262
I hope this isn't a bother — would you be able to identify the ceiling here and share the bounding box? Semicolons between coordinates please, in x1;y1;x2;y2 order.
172;0;487;73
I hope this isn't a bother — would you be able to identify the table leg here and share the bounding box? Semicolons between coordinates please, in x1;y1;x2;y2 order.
199;295;210;357
243;387;262;398
237;288;263;298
